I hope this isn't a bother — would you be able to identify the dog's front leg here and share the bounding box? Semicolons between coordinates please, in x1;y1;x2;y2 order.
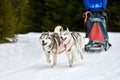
66;52;72;67
51;54;57;68
45;52;51;63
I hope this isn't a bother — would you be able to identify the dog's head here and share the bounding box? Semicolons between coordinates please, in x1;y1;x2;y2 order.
60;28;71;42
40;32;52;47
54;25;63;36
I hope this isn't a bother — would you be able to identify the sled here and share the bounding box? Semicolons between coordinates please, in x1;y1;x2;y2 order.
83;0;111;52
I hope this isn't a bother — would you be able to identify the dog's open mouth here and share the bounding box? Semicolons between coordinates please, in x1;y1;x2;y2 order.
42;42;47;46
61;37;66;41
63;38;66;41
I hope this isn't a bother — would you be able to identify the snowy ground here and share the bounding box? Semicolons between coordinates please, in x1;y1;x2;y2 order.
0;32;120;80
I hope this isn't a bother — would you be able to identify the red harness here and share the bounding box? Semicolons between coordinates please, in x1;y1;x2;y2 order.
52;38;71;54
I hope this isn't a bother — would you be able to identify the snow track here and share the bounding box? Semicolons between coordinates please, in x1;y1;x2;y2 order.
0;32;120;80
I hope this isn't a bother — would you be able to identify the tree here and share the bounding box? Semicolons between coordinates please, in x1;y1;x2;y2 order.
0;0;16;42
0;0;29;43
26;0;84;32
106;1;120;31
12;0;29;33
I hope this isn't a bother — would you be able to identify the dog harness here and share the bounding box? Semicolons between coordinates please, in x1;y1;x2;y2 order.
51;38;72;54
64;38;71;49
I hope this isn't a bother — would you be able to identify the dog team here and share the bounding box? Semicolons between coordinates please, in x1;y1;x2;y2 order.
39;25;86;67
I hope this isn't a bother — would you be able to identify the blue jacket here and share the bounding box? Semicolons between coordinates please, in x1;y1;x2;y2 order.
84;0;107;12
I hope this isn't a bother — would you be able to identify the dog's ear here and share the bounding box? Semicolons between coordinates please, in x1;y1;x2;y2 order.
48;31;52;37
41;31;44;34
40;31;44;37
48;31;50;35
66;27;69;32
40;33;43;39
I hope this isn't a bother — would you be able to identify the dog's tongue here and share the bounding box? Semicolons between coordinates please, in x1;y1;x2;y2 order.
60;39;64;44
42;42;47;46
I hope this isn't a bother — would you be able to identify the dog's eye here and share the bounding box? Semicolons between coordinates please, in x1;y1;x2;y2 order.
40;36;43;39
46;37;51;39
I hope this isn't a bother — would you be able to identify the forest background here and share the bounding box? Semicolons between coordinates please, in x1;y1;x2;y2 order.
0;0;120;42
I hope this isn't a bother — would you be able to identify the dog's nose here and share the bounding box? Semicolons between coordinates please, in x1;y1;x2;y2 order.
60;37;63;39
42;40;44;43
60;37;64;40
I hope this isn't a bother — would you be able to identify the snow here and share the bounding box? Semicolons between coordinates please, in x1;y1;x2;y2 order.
0;32;120;80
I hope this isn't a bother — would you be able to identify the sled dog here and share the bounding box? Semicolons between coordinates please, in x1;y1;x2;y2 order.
60;28;85;67
40;32;61;67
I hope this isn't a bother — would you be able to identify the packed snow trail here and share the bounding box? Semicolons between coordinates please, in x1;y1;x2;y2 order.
0;32;120;80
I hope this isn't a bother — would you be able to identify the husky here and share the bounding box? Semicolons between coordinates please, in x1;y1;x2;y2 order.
40;32;61;67
39;25;64;68
60;28;85;67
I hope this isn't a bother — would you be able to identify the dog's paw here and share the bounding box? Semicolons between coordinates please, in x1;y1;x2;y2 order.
81;56;83;60
69;64;72;67
47;59;51;63
80;55;83;60
51;65;55;68
51;63;56;68
47;60;51;63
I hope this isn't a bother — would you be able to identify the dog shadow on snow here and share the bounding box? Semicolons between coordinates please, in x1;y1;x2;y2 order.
21;62;84;72
22;64;51;71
